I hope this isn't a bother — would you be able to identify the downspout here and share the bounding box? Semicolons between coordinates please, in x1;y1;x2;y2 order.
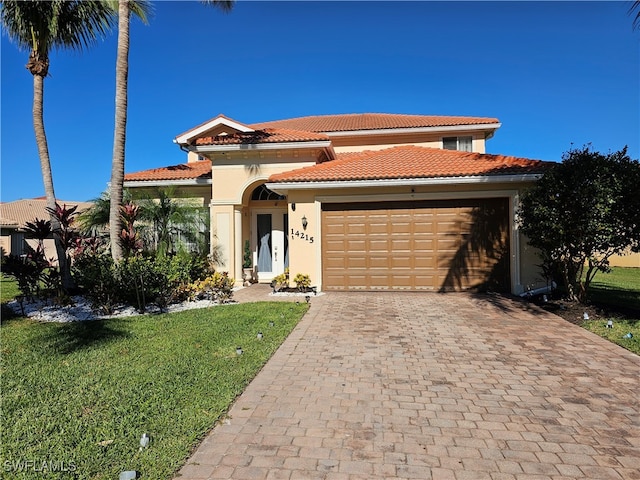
173;138;191;154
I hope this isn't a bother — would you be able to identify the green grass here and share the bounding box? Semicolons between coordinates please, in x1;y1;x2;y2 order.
587;267;640;312
1;273;21;303
1;302;308;479
583;267;640;355
581;317;639;355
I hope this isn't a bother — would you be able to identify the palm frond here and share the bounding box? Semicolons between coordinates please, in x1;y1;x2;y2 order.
201;0;234;14
631;1;640;30
1;0;116;56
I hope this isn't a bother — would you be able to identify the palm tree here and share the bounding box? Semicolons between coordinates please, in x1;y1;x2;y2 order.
0;1;115;290
136;187;208;256
77;189;133;238
109;0;233;262
108;0;151;262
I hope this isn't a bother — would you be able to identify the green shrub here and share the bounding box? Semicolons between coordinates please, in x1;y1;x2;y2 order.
243;239;252;269
293;272;312;291
2;245;54;301
188;271;235;304
271;268;289;292
71;248;215;315
72;252;119;315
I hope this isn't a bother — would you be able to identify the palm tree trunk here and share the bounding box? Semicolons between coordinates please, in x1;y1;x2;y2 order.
33;73;73;290
109;0;130;262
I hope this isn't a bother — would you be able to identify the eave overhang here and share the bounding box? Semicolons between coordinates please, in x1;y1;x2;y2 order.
266;173;542;192
124;178;213;188
323;123;502;138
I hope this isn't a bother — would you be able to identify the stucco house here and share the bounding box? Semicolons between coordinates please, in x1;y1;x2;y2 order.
124;113;553;294
0;197;93;264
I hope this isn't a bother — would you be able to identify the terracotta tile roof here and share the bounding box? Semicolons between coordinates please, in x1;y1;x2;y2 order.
0;198;93;230
124;160;212;182
251;113;500;133
195;128;330;146
268;146;551;183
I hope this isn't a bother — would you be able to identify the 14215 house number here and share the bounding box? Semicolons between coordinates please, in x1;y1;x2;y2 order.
291;229;314;243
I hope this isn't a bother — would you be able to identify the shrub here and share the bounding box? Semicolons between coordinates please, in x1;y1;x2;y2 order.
187;271;235;304
72;252;119;315
293;273;312;292
243;239;252;269
271;268;289;292
71;246;215;314
1;244;53;301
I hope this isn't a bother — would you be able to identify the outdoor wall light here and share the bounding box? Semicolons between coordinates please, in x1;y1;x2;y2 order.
291;203;296;211
302;215;308;230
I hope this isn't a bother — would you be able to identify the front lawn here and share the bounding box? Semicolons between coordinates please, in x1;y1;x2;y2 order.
580;267;640;355
588;266;640;313
1;273;21;303
1;302;308;479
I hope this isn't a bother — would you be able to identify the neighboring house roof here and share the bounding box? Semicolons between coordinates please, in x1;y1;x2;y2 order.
268;146;551;183
251;113;500;133
0;198;93;230
124;160;212;182
195;128;330;146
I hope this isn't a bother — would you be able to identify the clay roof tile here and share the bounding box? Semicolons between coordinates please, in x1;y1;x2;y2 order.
268;146;551;183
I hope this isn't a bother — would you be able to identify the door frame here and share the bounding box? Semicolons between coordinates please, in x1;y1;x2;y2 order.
251;208;288;282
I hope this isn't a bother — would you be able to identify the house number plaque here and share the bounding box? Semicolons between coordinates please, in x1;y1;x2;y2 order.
291;229;314;243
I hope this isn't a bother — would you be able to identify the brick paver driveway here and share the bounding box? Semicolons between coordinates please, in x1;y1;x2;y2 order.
176;291;640;480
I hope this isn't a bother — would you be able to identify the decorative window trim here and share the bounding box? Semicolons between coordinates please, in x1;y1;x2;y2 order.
251;184;286;201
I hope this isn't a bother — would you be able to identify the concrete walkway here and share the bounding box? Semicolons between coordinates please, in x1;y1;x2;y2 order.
175;287;640;480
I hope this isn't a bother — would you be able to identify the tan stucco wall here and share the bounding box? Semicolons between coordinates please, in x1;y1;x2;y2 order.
331;132;487;154
0;234;11;255
205;149;322;281
609;251;640;268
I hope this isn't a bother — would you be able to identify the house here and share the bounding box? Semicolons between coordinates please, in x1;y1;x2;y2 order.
0;197;93;264
124;113;554;294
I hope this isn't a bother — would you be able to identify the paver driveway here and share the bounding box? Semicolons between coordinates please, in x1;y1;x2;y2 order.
175;291;640;480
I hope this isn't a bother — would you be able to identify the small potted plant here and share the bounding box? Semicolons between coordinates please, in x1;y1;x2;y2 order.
242;240;253;285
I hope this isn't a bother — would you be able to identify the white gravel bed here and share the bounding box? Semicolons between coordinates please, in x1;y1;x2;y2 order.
6;294;237;323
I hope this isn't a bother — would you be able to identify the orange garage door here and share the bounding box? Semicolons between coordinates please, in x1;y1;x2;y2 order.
321;199;510;292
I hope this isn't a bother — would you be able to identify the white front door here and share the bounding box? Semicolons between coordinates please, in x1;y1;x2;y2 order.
253;209;289;282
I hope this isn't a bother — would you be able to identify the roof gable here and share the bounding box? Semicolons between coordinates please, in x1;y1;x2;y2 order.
268;146;551;183
174;114;255;145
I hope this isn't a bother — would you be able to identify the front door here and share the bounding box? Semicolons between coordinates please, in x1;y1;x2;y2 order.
253;209;289;282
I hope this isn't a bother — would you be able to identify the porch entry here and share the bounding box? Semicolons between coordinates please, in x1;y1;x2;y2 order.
252;209;289;282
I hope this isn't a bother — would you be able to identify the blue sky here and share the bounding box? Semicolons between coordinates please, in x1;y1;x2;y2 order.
1;1;638;203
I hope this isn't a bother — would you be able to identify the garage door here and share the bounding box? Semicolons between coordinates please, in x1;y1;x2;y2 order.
321;198;510;292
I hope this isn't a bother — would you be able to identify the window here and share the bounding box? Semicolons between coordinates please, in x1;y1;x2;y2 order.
443;136;473;152
251;184;286;201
